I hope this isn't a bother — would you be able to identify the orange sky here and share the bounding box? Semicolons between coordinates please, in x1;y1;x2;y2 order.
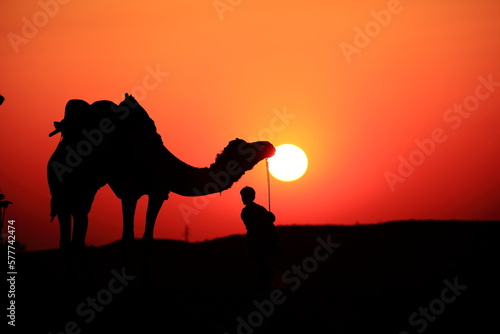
1;0;499;251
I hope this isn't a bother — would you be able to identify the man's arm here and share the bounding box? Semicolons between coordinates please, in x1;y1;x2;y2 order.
268;211;276;223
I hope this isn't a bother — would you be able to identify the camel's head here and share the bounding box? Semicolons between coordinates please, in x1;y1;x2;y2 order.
246;139;277;164
213;138;275;173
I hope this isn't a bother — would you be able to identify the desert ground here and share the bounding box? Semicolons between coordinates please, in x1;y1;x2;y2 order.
11;220;500;333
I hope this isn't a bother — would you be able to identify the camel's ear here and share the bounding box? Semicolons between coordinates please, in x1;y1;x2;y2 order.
124;93;136;102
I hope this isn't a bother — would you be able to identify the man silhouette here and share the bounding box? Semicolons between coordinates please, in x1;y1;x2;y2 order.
240;186;280;290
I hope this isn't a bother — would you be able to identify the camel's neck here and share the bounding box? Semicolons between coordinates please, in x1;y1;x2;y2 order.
165;148;251;197
164;139;274;197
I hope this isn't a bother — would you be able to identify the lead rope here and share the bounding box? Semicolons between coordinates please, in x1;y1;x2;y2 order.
266;158;271;212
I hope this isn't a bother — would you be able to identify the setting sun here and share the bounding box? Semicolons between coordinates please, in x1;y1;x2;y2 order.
268;144;308;182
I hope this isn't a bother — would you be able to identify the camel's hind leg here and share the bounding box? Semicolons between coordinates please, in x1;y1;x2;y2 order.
58;210;73;277
70;192;97;282
58;211;72;251
57;207;91;281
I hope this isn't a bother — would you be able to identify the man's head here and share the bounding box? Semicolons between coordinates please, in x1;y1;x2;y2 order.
240;186;255;205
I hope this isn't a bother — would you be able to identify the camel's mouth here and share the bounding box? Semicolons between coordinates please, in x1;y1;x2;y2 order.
251;141;276;161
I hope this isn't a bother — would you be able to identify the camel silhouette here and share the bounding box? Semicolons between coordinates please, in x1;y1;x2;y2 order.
47;94;275;262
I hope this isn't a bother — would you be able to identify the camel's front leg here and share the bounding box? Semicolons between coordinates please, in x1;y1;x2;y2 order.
121;197;138;243
121;197;139;263
143;195;164;242
140;195;164;284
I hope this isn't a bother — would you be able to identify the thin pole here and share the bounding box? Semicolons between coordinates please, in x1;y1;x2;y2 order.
266;159;271;212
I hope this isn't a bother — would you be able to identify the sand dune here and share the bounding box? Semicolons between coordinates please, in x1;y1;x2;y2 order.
12;220;499;333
